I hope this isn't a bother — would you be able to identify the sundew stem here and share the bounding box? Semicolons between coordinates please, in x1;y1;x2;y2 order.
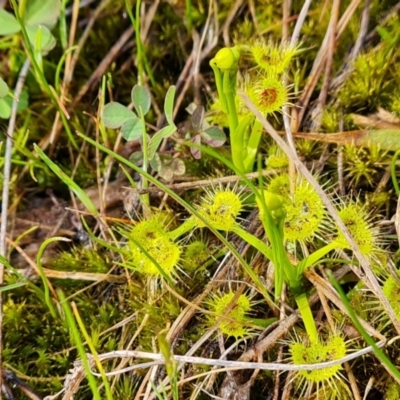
210;46;261;174
223;69;239;135
243;119;263;172
167;218;197;241
295;292;318;343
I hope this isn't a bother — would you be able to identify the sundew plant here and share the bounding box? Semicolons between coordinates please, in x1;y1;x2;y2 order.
2;1;400;400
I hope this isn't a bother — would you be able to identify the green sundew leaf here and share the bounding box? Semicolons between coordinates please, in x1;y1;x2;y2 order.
148;125;176;160
0;98;11;119
34;145;99;216
121;117;143;141
201;126;226;147
25;0;61;28
26;25;56;54
0;78;8;98
101;102;137;129
164;85;176;125
0;9;20;35
131;85;151;115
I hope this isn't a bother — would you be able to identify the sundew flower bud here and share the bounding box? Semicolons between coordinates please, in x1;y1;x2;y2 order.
207;291;252;338
335;202;380;258
213;46;240;70
245;74;287;115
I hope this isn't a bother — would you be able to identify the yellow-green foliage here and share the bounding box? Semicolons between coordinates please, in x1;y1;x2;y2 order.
125;219;181;276
290;335;346;382
266;143;289;169
207;291;252;338
383;274;400;321
48;246;109;273
335;202;380;258
338;49;395;111
196;187;245;231
385;381;400;400
267;174;326;243
181;239;211;271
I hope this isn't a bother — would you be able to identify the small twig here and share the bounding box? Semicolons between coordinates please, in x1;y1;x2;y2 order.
310;0;340;131
282;0;290;42
330;0;371;91
295;0;362;130
290;0;312;47
125;169;275;194
221;0;244;46
85;340;387;378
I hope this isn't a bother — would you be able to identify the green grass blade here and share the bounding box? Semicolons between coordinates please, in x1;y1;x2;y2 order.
34;145;99;216
58;289;102;400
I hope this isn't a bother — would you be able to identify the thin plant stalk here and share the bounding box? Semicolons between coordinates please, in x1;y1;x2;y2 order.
58;290;102;400
71;301;113;400
185;0;192;33
36;237;69;319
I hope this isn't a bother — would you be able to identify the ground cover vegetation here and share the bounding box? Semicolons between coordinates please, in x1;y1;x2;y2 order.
1;0;400;399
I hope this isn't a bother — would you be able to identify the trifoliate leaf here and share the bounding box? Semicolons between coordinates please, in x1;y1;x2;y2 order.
131;85;151;116
25;0;61;28
0;98;11;119
164;86;176;126
201;126;226;147
102;102;137;129
0;77;9;98
26;25;56;54
148;125;176;160
191;106;205;131
0;10;20;35
190;135;202;159
129;151;143;166
121;117;144;141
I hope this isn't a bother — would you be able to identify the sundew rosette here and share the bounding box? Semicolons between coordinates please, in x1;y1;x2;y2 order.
267;174;327;243
206;291;253;338
335;202;382;260
124;219;181;277
287;333;350;398
249;40;299;75
196;186;246;231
